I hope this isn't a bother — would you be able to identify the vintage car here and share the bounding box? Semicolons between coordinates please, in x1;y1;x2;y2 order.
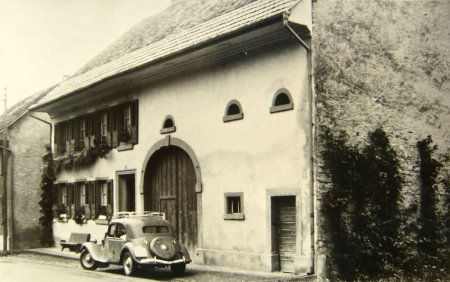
79;211;191;276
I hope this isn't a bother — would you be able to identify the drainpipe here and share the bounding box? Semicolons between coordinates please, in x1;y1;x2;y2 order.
283;15;316;275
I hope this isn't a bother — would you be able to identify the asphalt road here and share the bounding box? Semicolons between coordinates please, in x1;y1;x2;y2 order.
0;253;285;282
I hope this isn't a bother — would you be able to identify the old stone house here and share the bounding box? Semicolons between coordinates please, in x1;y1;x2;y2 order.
0;87;53;251
30;0;314;275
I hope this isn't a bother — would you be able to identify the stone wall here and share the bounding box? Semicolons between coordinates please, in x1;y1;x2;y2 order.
312;0;449;279
8;112;51;250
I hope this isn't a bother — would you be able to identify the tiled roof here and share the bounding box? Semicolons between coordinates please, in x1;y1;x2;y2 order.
34;0;298;108
0;85;55;131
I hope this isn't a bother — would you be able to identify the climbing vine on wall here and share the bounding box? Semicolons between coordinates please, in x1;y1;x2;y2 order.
321;126;403;281
38;145;55;247
320;128;450;280
414;136;449;280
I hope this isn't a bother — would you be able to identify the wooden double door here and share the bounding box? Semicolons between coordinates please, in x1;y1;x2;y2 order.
144;146;197;251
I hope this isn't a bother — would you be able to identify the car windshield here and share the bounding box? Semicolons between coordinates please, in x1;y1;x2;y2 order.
143;225;169;234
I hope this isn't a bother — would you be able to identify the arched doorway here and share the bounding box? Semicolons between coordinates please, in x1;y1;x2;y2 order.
143;145;198;251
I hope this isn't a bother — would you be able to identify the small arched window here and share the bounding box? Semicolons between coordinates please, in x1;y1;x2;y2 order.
223;100;244;122
160;115;176;134
270;88;294;113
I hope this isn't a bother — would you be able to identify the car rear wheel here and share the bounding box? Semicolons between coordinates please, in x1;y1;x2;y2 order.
122;251;137;276
80;249;98;270
170;263;186;275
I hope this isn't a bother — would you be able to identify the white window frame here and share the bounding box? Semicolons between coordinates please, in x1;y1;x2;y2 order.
61;186;67;205
101;112;108;136
101;182;108;206
80;184;86;206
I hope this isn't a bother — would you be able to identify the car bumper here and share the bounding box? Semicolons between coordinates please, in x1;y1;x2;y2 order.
137;256;191;265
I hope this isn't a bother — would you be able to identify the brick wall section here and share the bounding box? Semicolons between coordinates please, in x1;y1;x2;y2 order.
8;113;51;250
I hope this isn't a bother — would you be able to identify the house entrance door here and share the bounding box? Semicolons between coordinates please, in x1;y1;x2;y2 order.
144;146;197;251
118;174;135;212
272;196;296;273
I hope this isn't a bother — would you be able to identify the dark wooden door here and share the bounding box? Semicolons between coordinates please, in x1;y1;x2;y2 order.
144;146;197;251
273;196;296;273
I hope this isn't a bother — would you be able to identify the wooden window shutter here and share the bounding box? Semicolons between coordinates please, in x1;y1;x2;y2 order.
107;181;113;208
107;180;113;218
130;99;139;144
95;181;102;206
92;182;100;220
94;112;101;143
66;184;73;218
74;184;79;209
106;110;112;147
54;123;60;156
54;184;61;205
111;106;119;148
87;114;94;147
53;184;60;218
65;121;71;154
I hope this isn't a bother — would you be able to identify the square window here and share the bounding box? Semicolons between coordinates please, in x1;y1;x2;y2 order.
224;192;245;220
227;197;241;214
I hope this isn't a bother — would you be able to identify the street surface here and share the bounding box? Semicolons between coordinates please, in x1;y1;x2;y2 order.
0;253;288;282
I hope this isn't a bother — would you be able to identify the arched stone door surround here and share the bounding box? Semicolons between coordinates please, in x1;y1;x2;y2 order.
140;136;203;251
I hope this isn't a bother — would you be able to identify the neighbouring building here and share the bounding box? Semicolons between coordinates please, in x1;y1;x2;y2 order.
30;0;314;274
0;88;53;251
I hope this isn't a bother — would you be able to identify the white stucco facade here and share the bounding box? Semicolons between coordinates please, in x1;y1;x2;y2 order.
52;41;312;272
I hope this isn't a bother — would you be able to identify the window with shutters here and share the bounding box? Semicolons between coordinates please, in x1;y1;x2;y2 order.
53;99;138;156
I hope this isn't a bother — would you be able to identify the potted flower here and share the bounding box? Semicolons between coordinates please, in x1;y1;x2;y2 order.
119;128;130;143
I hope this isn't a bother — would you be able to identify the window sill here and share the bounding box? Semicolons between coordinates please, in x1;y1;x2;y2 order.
160;126;176;134
223;213;245;220
117;143;134;151
95;218;109;225
270;103;294;113
223;113;243;122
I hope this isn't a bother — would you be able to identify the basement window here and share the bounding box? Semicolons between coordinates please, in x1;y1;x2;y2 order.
160;115;176;134
223;192;245;220
270;88;294;113
223;100;244;122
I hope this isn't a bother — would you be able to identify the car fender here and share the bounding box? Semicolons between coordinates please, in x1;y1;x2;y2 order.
120;242;144;263
80;242;109;263
180;244;191;261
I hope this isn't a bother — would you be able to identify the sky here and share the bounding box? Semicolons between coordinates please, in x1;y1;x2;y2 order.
0;0;171;113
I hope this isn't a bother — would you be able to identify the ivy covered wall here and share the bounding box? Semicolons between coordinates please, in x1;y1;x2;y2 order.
312;0;449;280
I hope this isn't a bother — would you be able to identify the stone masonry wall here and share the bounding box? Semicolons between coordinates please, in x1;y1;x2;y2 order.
8;113;51;250
312;0;449;279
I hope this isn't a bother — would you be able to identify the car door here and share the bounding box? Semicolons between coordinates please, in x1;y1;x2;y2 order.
109;223;127;263
104;223;117;262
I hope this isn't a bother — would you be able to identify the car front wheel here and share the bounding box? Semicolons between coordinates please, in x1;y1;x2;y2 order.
122;251;137;276
80;249;98;270
170;263;186;275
